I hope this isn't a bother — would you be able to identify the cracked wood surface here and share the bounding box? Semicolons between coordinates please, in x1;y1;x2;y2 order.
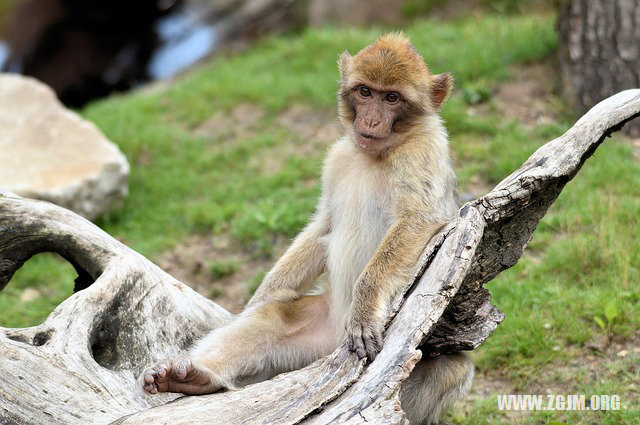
0;90;638;424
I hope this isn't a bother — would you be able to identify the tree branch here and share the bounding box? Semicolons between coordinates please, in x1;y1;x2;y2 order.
0;90;638;425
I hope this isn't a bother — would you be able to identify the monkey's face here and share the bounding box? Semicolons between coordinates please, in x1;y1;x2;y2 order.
337;33;452;156
343;84;418;154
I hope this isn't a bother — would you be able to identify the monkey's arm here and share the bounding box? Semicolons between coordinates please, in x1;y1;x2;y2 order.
347;215;442;360
247;213;330;308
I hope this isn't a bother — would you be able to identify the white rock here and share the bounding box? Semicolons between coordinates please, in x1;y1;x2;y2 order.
19;287;41;302
0;74;129;220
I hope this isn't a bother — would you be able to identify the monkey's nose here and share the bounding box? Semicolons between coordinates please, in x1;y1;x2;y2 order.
364;118;380;129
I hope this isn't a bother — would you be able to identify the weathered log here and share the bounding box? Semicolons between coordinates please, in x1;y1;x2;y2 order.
1;89;639;425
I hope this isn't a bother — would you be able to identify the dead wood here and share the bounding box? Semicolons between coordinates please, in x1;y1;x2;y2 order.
1;89;638;425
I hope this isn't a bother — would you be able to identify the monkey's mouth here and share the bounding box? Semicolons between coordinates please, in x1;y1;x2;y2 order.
358;132;385;143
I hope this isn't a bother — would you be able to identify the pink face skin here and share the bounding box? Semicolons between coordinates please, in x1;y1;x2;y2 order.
349;84;405;152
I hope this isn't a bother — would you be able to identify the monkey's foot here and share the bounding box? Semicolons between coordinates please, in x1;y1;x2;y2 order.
142;357;222;395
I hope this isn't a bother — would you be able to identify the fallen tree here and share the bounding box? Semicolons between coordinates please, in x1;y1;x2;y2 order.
1;89;639;425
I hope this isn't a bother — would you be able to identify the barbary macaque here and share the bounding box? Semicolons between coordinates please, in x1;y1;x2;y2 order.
142;33;473;424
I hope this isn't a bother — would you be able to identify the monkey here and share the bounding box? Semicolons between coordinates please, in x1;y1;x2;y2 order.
141;32;474;424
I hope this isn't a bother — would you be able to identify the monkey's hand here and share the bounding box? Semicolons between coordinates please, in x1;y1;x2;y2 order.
346;314;384;361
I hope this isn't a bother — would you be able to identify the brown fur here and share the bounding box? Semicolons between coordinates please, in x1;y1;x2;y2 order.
352;33;429;89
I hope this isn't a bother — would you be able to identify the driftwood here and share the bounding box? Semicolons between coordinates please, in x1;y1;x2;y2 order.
1;90;639;425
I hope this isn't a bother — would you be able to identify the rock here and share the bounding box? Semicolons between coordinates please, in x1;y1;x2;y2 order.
19;287;41;302
0;74;129;220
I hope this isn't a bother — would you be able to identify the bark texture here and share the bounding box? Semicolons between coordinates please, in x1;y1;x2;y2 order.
1;90;639;424
558;0;640;136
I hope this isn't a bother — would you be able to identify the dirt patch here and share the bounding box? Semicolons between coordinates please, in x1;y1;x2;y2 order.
467;369;516;400
466;61;560;129
427;0;554;21
462;334;640;417
619;135;640;163
158;234;288;314
457;368;530;422
466;60;559;128
192;103;338;174
426;0;485;20
194;103;266;144
492;61;558;127
276;104;340;149
250;104;339;174
631;138;640;162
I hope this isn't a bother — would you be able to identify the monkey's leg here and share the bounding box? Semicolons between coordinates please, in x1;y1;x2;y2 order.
142;294;336;395
400;352;474;425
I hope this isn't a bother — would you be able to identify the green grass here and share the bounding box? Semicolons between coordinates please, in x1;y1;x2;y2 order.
1;11;638;424
208;259;238;280
0;254;76;328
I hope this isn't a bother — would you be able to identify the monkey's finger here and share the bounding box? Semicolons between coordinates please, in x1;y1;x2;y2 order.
349;325;367;358
347;334;355;351
374;329;384;352
362;333;378;361
352;335;366;358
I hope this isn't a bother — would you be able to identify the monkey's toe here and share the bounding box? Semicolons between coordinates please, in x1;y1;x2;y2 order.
142;362;172;394
142;357;222;395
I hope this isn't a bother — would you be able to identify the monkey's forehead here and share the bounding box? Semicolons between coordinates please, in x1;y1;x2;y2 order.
352;44;430;89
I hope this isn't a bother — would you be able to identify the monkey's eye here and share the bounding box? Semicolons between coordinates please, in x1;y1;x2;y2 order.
384;92;400;104
358;86;372;97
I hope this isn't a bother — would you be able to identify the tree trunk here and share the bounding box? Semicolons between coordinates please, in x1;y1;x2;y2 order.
1;90;639;424
558;0;640;136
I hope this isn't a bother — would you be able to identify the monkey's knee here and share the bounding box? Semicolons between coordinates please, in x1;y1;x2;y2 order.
400;352;474;425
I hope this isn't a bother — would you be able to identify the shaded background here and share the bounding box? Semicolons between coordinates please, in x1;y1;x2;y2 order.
0;1;638;424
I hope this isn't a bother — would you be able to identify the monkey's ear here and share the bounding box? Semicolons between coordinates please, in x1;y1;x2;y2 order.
339;51;353;79
431;72;453;109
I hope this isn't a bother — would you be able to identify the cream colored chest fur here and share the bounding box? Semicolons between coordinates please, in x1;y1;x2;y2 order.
323;140;395;327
